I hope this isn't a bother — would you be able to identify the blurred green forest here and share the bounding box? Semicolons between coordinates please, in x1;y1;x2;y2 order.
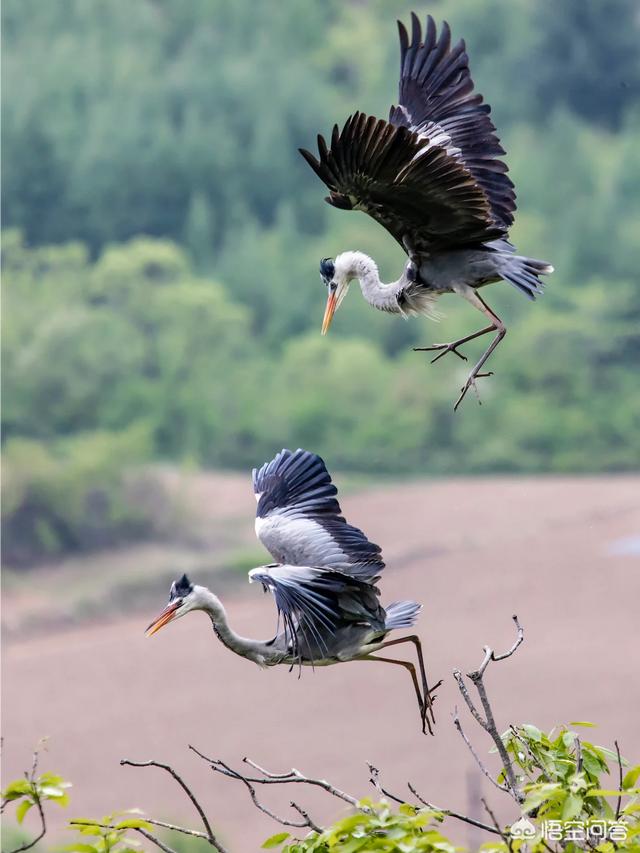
2;0;640;563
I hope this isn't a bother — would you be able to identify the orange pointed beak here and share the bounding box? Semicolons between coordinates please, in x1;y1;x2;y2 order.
321;291;338;336
145;601;180;637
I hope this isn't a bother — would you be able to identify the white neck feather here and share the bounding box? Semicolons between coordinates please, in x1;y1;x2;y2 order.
335;251;403;313
198;588;263;659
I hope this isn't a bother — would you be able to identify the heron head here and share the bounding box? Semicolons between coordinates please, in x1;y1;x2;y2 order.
319;256;351;335
145;573;205;636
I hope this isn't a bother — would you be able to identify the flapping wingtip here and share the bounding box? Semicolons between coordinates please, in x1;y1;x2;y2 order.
410;10;421;43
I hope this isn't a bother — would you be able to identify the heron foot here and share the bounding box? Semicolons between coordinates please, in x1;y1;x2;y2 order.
414;342;468;364
420;678;443;735
454;372;494;412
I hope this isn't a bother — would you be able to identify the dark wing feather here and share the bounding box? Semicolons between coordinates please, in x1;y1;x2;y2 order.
253;448;383;580
390;13;515;229
249;564;385;664
300;111;504;254
253;448;340;519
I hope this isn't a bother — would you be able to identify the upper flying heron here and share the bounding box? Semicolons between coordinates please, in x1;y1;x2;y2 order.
300;13;553;410
146;448;438;734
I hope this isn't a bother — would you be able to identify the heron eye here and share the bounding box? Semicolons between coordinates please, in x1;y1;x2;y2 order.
330;282;337;293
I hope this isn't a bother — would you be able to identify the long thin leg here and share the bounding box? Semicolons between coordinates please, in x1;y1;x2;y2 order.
413;287;507;410
414;324;495;364
374;635;440;729
452;290;506;411
361;654;432;735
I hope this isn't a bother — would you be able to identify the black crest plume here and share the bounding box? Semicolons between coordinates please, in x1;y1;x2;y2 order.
319;258;335;281
171;573;193;598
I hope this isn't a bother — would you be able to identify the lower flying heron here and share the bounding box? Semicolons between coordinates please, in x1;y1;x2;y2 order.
146;448;438;734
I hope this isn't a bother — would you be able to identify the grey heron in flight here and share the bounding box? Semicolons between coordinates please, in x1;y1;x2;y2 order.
146;448;438;734
300;13;553;410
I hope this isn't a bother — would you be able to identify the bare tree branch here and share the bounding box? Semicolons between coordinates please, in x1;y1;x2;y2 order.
453;709;509;793
615;740;623;820
367;764;405;805
144;818;208;839
120;759;228;853
407;784;501;836
243;757;363;810
289;801;321;830
135;827;178;853
203;758;322;833
453;615;525;804
481;798;512;852
367;763;501;838
190;745;363;813
575;737;583;774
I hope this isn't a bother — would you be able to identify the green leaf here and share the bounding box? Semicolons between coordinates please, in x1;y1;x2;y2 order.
582;752;603;776
2;779;33;800
569;721;596;728
522;782;562;813
589;788;639;796
39;773;66;786
114;819;151;830
16;799;34;824
41;785;66;798
562;793;583;820
60;844;100;853
623;765;640;790
262;833;290;849
75;826;104;836
522;724;542;743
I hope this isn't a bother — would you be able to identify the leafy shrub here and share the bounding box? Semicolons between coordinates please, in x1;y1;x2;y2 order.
1;426;176;565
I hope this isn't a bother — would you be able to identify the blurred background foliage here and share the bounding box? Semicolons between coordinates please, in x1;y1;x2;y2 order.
2;0;639;565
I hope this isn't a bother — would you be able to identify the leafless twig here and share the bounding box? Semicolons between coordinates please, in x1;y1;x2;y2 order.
367;764;405;805
120;759;228;853
453;615;525;804
135;827;179;853
367;762;501;837
453;709;509;793
202;757;322;833
242;756;362;810
481;798;512;852
144;818;208;839
191;745;363;823
615;740;623;820
575;736;583;774
408;784;500;836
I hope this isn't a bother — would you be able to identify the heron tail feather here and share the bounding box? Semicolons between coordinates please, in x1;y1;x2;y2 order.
384;600;422;630
497;248;554;301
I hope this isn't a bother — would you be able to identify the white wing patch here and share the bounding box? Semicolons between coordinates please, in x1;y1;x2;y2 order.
256;513;350;569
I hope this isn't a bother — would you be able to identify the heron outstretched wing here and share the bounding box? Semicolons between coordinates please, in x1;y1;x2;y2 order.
389;13;515;230
299;111;504;255
249;564;385;663
252;448;384;581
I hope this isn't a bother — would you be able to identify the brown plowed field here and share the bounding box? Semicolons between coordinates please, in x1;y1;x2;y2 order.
3;475;639;851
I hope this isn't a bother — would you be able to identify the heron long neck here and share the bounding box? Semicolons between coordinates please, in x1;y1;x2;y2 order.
347;252;403;313
200;590;264;659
